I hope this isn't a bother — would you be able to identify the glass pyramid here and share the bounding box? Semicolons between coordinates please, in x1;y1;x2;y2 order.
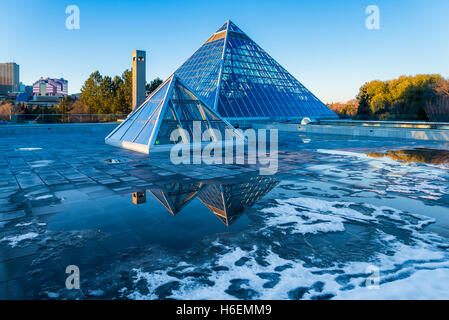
105;75;244;154
174;20;337;120
197;175;279;226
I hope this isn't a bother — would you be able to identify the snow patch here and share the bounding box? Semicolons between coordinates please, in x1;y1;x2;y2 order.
1;232;39;247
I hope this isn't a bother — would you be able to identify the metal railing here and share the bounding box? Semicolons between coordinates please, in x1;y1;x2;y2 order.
318;119;449;130
0;114;128;124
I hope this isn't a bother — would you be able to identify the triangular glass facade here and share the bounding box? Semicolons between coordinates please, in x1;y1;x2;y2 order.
149;181;204;215
175;20;337;120
198;176;279;226
105;75;244;154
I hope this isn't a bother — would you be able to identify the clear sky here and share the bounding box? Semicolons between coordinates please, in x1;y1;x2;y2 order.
1;0;448;103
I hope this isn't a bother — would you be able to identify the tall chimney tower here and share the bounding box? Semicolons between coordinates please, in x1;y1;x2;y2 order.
132;50;146;110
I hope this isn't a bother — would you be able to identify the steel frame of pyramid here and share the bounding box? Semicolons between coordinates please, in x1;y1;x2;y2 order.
105;75;244;154
174;20;337;121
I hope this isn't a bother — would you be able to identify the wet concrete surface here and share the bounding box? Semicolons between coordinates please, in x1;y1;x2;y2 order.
1;132;448;299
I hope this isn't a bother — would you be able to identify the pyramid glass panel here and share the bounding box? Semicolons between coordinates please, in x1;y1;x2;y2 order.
155;78;242;146
154;119;180;145
215;22;228;33
227;21;244;33
105;107;140;142
106;75;244;154
174;20;337;120
106;81;170;144
174;37;225;108
133;107;160;145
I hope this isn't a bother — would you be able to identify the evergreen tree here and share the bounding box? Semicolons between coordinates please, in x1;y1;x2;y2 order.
79;69;133;114
146;78;163;95
80;71;102;114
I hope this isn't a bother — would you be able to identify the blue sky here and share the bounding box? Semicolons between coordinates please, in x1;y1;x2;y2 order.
1;0;448;103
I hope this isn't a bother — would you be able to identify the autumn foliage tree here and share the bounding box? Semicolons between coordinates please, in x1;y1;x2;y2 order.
355;74;449;121
327;100;359;118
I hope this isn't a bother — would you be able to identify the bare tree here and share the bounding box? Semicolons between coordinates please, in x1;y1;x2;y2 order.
425;96;449;122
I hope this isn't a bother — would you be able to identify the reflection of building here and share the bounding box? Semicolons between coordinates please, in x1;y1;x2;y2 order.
198;176;279;226
0;63;19;95
32;77;68;96
129;173;279;226
132;191;147;205
149;181;204;215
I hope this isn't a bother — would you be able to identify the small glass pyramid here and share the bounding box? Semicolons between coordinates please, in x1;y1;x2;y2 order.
174;20;337;120
105;75;244;154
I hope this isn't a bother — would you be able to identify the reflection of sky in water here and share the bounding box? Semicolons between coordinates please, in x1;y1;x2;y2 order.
1;132;449;299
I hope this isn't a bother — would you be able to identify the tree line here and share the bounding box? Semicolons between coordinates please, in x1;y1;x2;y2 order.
1;70;163;117
329;74;449;121
67;70;163;114
5;71;449;122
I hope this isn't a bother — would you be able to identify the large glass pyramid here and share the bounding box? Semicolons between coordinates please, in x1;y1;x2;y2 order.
105;75;244;154
174;20;337;120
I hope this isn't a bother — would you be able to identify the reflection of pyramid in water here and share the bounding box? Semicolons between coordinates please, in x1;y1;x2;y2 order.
198;176;279;226
149;181;204;215
105;75;244;154
174;20;337;120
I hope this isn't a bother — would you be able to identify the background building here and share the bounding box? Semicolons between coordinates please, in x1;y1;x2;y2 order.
132;50;146;110
0;62;20;95
18;82;33;95
32;77;68;96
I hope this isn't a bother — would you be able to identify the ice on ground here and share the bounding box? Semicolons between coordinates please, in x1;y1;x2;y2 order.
315;148;448;201
1;232;39;247
126;269;180;300
260;196;433;235
335;268;449;299
46;292;60;299
15;147;43;151
123;197;449;300
88;289;105;297
15;222;34;227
